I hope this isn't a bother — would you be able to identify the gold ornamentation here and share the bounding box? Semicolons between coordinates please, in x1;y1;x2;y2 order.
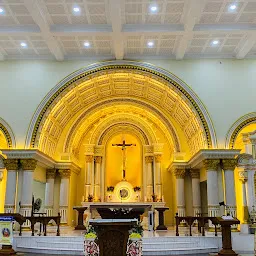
85;155;94;163
174;168;186;178
145;156;153;163
95;156;102;164
203;159;219;170
20;159;37;171
222;159;237;170
46;169;56;179
0;123;13;148
59;169;71;178
154;155;162;163
30;64;213;153
190;169;200;179
238;170;248;182
3;159;18;170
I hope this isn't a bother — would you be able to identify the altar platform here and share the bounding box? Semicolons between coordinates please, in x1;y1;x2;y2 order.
10;226;255;255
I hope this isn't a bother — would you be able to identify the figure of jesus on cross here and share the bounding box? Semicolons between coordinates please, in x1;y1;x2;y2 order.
112;139;136;180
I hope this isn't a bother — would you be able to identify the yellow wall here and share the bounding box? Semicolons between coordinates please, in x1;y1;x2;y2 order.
33;165;46;183
68;171;78;226
0;169;7;212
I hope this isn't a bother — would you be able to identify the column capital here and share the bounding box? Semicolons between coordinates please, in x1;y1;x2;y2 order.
238;170;248;183
85;155;94;163
3;159;19;171
173;168;186;178
20;159;37;171
95;156;102;164
203;159;219;170
59;169;71;179
222;159;237;170
46;169;56;179
145;156;154;163
154;154;162;163
190;169;200;179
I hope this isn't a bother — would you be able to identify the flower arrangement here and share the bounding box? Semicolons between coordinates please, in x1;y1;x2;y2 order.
84;225;97;240
129;222;143;240
133;186;141;192
107;186;115;192
88;194;93;202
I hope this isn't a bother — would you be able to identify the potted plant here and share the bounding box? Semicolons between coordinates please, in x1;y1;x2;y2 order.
129;222;143;241
88;194;93;202
84;225;99;255
84;225;97;241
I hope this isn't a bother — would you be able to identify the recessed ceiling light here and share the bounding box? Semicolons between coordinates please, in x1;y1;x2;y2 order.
212;40;219;45
150;5;158;13
73;7;80;13
229;4;237;10
20;42;27;47
0;7;4;14
84;41;90;47
147;41;154;47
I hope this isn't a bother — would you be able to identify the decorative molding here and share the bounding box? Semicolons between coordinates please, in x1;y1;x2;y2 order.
238;170;248;183
225;112;256;149
153;144;164;154
55;162;80;175
20;159;37;171
145;156;154;163
85;155;94;163
154;155;162;163
59;169;71;179
94;145;104;156
3;159;19;171
190;169;200;179
173;168;186;178
222;159;237;171
0;117;16;148
25;61;217;154
203;159;219;170
84;144;95;155
95;156;102;164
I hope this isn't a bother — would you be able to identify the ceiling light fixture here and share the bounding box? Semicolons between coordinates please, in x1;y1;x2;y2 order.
20;42;27;47
150;5;158;13
212;40;219;45
147;41;154;47
0;7;4;14
229;4;237;10
84;41;90;47
73;7;80;13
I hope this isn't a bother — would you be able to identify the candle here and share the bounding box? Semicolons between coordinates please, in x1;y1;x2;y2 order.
82;196;85;202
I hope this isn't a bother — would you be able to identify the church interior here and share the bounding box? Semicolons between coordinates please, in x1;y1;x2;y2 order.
0;0;256;255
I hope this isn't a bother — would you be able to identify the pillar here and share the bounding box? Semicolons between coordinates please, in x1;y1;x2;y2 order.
190;169;201;217
173;168;186;217
154;154;162;201
239;170;249;224
94;156;102;202
203;159;220;218
59;169;71;224
222;159;237;217
246;169;256;212
45;169;56;216
3;159;18;213
145;156;153;201
20;159;37;228
85;155;94;201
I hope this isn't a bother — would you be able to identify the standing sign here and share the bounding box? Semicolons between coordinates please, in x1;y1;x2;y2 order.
0;217;13;246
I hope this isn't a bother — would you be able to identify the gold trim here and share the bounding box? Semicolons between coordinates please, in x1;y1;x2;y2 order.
29;64;213;149
0;123;12;148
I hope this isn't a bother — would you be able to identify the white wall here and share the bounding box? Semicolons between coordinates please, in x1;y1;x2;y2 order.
0;59;256;148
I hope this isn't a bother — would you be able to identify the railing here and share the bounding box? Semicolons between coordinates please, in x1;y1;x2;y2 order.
175;213;218;237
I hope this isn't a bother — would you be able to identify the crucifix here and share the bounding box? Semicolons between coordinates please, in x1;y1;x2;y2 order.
112;140;136;180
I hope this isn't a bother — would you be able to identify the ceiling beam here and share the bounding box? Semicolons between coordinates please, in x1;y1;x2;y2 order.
236;33;256;59
24;0;64;61
175;0;207;60
109;0;124;60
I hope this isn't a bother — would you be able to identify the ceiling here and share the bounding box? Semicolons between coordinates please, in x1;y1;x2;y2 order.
0;0;256;61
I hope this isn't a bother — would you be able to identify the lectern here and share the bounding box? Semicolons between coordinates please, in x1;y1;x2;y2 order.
89;219;137;256
216;216;240;256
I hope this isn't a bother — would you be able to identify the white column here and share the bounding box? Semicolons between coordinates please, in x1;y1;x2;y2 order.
204;160;220;218
246;169;256;212
223;159;237;218
94;156;102;202
3;159;18;213
45;169;56;216
85;155;94;201
59;169;71;224
145;156;153;202
20;159;37;228
190;169;201;217
173;168;186;217
154;154;162;201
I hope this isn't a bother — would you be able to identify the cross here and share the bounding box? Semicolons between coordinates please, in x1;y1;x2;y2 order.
112;140;136;180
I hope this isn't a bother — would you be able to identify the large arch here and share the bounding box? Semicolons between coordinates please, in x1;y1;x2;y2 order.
0;117;16;149
25;61;217;159
225;112;256;149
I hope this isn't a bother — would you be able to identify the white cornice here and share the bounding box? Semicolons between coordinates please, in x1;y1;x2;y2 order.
188;149;241;168
167;161;188;172
55;162;81;174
